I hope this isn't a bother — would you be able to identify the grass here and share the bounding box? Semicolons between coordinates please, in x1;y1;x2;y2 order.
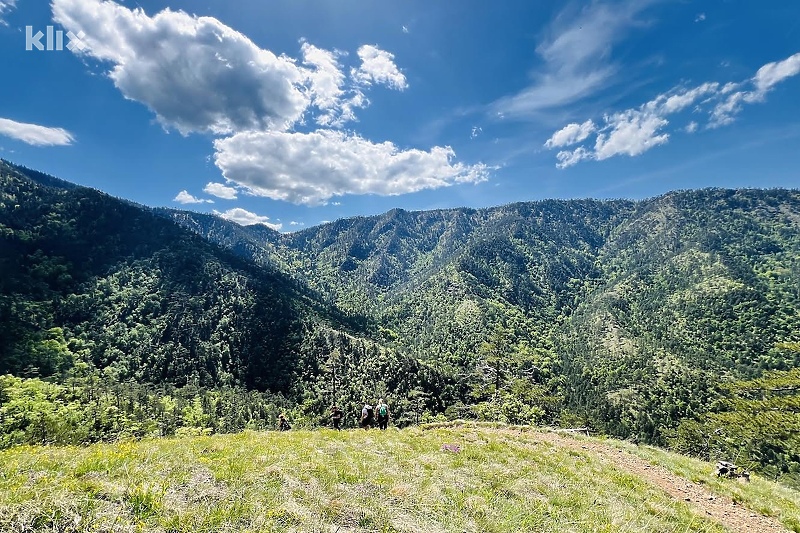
0;425;796;532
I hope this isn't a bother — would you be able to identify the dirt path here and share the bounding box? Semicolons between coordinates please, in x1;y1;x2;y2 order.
525;430;790;533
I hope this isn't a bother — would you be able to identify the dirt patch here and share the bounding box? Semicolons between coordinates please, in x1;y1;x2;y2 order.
528;431;789;533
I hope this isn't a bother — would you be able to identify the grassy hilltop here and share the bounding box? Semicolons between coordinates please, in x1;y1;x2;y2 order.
1;424;798;533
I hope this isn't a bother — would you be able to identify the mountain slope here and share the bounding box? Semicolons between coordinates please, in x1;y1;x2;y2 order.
0;161;385;394
561;189;800;441
4;160;800;484
168;188;800;447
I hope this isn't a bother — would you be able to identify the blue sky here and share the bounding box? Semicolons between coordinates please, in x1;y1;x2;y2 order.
1;0;799;231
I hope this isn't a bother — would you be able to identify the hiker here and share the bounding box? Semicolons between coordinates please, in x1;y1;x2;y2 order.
359;402;374;430
278;414;291;431
375;398;390;430
330;405;344;430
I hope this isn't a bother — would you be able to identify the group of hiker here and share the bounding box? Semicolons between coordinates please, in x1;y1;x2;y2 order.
277;399;390;431
356;399;390;430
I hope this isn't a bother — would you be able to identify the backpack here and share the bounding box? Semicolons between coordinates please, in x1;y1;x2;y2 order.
379;404;387;417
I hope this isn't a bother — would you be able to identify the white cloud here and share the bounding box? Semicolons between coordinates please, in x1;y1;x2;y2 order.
0;0;16;23
753;53;800;94
720;82;739;94
653;82;719;114
289;221;305;226
710;52;800;127
51;0;490;205
301;41;367;127
545;89;688;165
546;51;800;166
214;208;281;230
301;41;372;127
0;117;74;146
352;45;408;90
53;0;311;135
552;112;669;167
493;1;654;117
556;147;592;169
695;13;706;22
709;91;745;127
544;120;596;148
213;129;489;205
402;25;409;34
52;0;410;133
471;126;482;139
174;190;213;204
203;182;238;200
301;42;345;113
594;111;669;160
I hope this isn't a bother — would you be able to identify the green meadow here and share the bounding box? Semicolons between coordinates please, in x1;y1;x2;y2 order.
1;424;798;532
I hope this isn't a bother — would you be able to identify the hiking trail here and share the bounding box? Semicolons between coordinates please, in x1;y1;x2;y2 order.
525;430;790;533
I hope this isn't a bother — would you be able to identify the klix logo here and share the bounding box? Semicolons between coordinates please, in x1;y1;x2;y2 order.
25;26;86;52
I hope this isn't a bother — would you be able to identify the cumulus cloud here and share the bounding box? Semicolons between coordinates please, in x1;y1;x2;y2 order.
546;52;800;167
301;41;367;127
52;0;309;135
0;117;74;146
352;45;408;90
301;42;346;113
52;0;490;203
203;182;238;200
174;190;213;204
213;130;489;205
494;0;654;117
52;0;408;134
593;111;669;161
544;120;596;149
214;208;281;230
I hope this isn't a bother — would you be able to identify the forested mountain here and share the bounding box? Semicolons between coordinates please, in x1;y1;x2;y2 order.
0;161;446;441
168;182;800;484
1;160;331;389
3;159;800;485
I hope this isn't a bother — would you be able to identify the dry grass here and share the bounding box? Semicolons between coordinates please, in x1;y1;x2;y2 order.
0;425;794;532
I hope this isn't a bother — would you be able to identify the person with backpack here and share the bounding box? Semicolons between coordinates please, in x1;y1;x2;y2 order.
330;404;344;430
360;402;374;430
375;398;390;430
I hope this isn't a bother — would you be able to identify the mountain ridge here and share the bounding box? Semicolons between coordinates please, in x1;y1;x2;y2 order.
3;160;800;485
